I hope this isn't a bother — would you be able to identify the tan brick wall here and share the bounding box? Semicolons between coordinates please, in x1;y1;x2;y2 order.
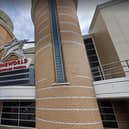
0;25;13;47
0;24;13;59
32;0;104;129
37;120;103;129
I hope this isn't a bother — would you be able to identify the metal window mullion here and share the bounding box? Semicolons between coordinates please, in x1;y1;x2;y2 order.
1;106;35;108
0;102;3;124
18;101;20;127
2;112;35;115
1;118;35;122
97;66;103;80
18;119;35;122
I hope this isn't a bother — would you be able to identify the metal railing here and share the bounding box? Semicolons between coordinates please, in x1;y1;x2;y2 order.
91;59;129;81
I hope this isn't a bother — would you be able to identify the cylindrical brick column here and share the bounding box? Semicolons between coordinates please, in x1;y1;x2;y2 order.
32;0;104;129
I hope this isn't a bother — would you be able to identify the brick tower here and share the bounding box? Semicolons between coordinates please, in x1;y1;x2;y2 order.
31;0;104;129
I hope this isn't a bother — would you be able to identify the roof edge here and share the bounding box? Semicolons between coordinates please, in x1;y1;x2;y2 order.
88;0;129;33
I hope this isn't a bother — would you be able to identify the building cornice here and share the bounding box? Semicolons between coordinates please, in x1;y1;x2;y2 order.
88;0;129;33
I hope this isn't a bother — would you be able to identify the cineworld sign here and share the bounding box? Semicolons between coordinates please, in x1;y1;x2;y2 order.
0;58;32;73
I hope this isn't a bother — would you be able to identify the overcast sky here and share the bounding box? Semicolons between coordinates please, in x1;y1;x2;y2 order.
0;0;110;43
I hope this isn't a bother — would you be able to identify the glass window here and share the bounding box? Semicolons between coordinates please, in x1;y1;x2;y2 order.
1;119;18;126
0;74;29;81
84;38;104;81
0;79;30;86
49;0;65;83
100;108;114;114
3;101;19;106
103;121;118;128
98;100;118;128
20;114;35;120
2;112;18;119
102;114;116;120
0;69;29;76
1;100;35;128
0;68;35;86
2;107;18;113
19;120;35;128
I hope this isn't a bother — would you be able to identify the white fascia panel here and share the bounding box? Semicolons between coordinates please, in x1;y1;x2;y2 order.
93;77;129;99
0;86;35;100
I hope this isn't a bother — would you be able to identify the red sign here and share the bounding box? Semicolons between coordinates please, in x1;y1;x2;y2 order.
0;58;31;73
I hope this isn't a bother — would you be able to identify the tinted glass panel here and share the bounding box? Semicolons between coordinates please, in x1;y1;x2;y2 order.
102;114;116;120
84;38;104;81
1;100;35;128
0;79;30;86
0;74;29;81
2;107;18;113
0;69;29;76
19;121;35;127
100;108;114;114
103;121;118;128
1;119;18;126
2;113;18;119
49;0;65;83
0;68;35;86
98;100;118;128
20;114;35;120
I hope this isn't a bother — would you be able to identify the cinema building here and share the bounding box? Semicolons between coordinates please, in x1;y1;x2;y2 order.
0;9;35;129
84;0;129;129
0;0;129;129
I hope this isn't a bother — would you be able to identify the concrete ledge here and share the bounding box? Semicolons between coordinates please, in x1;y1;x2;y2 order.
93;77;129;99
